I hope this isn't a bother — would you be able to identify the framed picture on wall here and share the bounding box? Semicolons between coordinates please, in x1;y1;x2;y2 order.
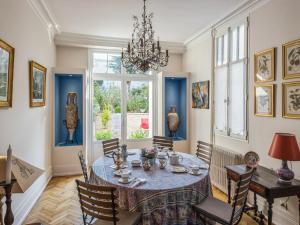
29;61;47;107
0;39;14;108
254;48;275;82
282;82;300;119
254;84;275;117
192;80;209;109
283;39;300;79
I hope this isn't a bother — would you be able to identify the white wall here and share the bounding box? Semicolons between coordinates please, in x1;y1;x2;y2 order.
183;0;300;224
56;46;88;68
183;32;212;154
0;0;56;224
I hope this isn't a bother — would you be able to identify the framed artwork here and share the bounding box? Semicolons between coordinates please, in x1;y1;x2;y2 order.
192;80;209;109
283;39;300;79
282;82;300;119
0;39;14;107
254;48;275;82
254;84;275;117
29;61;47;107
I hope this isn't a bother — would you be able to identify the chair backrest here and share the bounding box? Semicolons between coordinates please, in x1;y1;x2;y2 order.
76;180;119;225
196;141;213;170
78;151;89;183
102;138;119;155
153;136;173;151
230;169;254;225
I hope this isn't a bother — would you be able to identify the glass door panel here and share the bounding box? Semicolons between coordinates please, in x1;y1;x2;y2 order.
93;80;122;141
126;80;153;139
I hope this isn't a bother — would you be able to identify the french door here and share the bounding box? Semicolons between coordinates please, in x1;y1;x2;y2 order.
92;73;155;158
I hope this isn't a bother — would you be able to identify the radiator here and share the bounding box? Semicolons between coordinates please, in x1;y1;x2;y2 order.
210;146;243;194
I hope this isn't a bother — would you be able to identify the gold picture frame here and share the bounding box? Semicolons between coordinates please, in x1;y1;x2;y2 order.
282;82;300;119
282;39;300;80
29;61;47;107
0;39;14;108
254;48;275;83
254;84;275;117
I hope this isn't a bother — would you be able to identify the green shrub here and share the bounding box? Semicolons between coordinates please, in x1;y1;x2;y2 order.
96;130;112;140
114;105;121;113
101;104;111;128
130;129;148;139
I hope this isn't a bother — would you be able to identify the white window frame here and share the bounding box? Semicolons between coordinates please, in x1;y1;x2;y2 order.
213;18;249;140
89;49;157;144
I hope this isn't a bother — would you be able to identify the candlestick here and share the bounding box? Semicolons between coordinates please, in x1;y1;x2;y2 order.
166;50;169;57
5;146;12;184
0;180;16;225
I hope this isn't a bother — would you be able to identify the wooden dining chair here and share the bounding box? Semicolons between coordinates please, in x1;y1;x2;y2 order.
192;169;254;225
196;141;213;171
102;138;119;156
78;150;89;183
153;136;173;151
76;180;142;225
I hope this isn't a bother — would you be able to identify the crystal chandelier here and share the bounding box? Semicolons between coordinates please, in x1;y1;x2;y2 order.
121;0;169;73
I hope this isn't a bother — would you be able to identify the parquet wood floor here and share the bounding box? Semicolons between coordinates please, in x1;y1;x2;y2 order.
24;175;257;225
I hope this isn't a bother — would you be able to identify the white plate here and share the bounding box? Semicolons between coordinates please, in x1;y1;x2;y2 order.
188;170;203;176
118;178;133;184
110;164;128;170
114;169;131;177
170;166;188;173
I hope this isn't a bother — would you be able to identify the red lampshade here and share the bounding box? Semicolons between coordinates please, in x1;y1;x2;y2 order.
268;133;300;161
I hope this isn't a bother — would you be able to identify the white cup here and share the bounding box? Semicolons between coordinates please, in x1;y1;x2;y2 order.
121;170;130;182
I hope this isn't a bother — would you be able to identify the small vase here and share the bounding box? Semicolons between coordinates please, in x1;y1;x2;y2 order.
167;106;179;138
65;92;78;143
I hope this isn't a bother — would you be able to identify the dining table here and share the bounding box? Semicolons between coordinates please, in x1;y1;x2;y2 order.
90;149;212;225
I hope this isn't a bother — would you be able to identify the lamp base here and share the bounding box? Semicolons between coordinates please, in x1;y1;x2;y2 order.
276;160;294;183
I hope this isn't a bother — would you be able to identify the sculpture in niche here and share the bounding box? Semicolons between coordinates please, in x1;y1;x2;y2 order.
64;92;78;144
167;106;179;138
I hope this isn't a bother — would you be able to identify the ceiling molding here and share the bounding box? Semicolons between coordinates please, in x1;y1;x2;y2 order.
184;0;271;45
55;32;186;54
26;0;61;40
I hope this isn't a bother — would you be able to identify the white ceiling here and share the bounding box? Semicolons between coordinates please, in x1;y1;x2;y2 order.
46;0;250;43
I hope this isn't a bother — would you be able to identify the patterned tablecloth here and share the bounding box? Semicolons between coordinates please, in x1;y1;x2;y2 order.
90;150;212;225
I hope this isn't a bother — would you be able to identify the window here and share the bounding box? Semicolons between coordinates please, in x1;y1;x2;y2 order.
91;51;155;143
214;20;248;139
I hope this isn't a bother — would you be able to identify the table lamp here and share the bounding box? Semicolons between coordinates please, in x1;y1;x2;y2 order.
268;133;300;183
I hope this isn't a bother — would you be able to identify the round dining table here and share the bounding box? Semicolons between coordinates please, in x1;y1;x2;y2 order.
90;149;211;225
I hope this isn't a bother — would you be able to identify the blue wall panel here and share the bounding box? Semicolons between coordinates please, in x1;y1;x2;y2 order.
164;77;187;140
55;74;83;146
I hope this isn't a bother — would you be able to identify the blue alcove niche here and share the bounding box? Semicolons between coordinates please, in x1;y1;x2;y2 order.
55;74;83;146
164;77;187;140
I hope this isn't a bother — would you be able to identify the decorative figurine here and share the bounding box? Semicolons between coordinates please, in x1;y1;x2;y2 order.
112;150;123;170
159;158;167;169
143;159;151;171
65;92;78;144
167;106;179;138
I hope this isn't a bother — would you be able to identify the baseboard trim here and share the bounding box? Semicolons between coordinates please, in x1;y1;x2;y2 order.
52;164;82;177
14;166;52;225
